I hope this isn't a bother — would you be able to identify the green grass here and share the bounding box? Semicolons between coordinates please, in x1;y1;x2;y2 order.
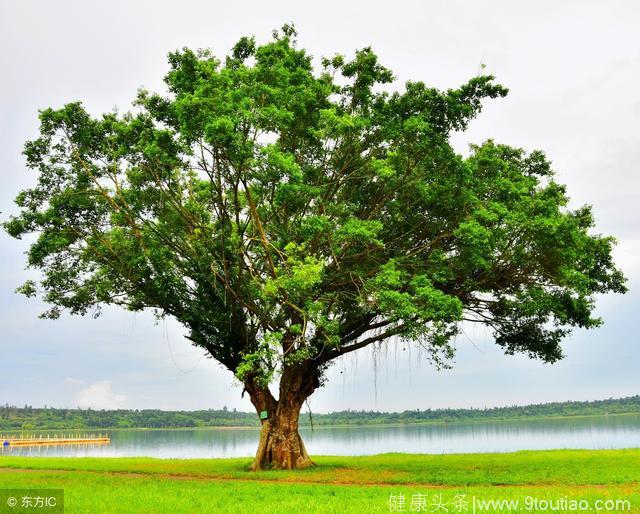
1;450;639;512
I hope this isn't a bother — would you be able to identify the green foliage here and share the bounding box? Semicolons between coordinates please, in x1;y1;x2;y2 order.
4;26;626;395
235;333;280;387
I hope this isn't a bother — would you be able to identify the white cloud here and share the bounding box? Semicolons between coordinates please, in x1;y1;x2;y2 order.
74;381;127;409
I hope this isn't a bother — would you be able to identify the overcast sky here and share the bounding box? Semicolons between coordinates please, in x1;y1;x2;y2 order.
1;0;638;413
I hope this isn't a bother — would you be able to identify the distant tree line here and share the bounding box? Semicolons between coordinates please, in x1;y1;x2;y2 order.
1;396;638;431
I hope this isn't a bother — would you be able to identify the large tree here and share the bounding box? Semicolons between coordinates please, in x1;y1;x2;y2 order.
4;26;626;469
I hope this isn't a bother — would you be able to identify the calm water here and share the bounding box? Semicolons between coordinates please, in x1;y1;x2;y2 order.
2;415;639;458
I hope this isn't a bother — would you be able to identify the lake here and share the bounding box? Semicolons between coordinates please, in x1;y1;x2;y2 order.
2;414;639;458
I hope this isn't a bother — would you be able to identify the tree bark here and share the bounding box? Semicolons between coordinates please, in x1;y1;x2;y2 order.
250;397;313;470
245;364;318;470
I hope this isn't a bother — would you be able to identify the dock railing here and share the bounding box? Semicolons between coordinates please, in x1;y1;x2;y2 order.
1;433;110;447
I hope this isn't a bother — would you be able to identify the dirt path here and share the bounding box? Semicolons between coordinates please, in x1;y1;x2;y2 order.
1;466;637;490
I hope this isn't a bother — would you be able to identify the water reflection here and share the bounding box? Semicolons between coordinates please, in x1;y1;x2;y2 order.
2;414;639;459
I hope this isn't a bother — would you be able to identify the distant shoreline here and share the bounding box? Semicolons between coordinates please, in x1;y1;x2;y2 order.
1;396;639;432
3;411;640;433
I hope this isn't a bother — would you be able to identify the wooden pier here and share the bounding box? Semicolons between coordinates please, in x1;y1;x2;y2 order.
1;433;110;447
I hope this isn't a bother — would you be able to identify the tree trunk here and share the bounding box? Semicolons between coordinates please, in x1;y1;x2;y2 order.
250;398;313;470
244;365;319;470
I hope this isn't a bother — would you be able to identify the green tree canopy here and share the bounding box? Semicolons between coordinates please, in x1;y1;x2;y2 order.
4;25;626;469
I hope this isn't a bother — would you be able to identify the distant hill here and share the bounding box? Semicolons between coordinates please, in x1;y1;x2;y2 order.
1;395;638;431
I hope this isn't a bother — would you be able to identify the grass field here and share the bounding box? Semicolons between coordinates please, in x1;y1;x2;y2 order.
1;449;639;513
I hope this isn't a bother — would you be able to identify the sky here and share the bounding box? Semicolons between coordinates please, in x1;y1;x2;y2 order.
1;0;638;413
